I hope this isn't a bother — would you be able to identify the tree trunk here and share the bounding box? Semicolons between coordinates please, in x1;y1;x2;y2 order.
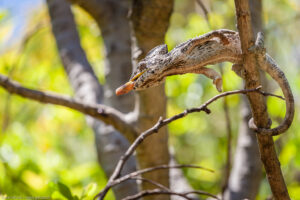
233;0;290;199
46;0;138;199
224;0;263;199
129;0;173;199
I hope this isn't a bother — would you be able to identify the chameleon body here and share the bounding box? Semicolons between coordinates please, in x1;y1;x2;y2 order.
116;29;294;136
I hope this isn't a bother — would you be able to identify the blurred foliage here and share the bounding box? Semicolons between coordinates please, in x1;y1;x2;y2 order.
0;0;300;199
0;3;113;200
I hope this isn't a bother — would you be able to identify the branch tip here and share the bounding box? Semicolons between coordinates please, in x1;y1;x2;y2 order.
203;107;211;114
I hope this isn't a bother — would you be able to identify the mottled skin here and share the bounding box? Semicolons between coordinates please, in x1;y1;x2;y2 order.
117;29;294;136
131;29;240;91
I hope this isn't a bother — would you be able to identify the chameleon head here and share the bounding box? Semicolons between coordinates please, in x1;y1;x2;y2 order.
116;44;169;95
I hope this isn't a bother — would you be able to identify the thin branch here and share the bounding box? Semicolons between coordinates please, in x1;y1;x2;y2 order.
95;86;283;199
0;74;137;140
195;0;209;21
131;177;171;192
131;178;198;200
183;191;220;199
121;188;219;200
112;164;213;188
259;90;285;100
130;177;219;200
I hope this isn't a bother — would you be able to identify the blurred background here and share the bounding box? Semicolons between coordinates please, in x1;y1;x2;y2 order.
0;0;300;199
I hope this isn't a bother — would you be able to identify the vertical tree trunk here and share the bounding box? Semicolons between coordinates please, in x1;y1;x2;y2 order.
47;0;138;199
224;0;263;199
233;0;290;199
129;0;173;199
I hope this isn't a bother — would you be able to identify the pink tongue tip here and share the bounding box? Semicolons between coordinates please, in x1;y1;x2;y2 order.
115;81;134;96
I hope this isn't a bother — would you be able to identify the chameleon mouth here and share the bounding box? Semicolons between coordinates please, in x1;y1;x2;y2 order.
115;71;146;96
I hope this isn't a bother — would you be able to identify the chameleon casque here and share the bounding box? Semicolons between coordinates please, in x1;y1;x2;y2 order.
116;29;294;136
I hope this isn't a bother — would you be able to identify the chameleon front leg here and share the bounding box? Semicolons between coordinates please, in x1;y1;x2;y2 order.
192;67;223;92
182;29;236;54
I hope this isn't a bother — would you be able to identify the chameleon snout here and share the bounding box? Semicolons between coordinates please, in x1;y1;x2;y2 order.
115;81;134;96
115;71;146;96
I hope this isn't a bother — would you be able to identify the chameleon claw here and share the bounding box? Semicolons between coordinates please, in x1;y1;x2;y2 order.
115;81;134;96
213;78;223;92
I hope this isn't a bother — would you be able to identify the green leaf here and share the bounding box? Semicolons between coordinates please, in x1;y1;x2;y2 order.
57;182;74;200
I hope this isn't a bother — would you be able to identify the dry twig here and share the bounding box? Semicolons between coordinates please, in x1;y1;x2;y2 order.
95;86;284;200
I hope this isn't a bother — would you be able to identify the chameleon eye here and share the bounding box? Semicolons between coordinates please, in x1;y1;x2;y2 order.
130;71;146;81
138;63;147;71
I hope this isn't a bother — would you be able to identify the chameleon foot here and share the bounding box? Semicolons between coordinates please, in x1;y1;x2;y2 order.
213;77;223;92
192;67;223;92
232;64;245;79
248;117;272;135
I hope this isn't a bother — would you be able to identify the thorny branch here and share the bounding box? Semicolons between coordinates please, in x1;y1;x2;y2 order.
95;86;285;200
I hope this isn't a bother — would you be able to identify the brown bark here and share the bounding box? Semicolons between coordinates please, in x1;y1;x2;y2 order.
66;1;195;199
46;0;138;199
223;1;263;199
234;0;290;199
129;0;173;199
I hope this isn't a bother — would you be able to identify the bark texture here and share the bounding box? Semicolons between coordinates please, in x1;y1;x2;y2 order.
64;1;194;199
224;1;263;199
129;0;174;199
234;0;290;199
46;0;138;199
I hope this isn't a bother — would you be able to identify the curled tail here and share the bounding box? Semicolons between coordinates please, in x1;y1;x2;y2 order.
255;54;295;135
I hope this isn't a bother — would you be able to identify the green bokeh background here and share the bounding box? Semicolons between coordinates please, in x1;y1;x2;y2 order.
1;0;300;199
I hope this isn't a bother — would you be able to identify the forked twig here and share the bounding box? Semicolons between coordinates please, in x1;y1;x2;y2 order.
95;86;284;199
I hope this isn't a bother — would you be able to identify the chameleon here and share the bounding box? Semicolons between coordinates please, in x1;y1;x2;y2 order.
115;29;294;136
